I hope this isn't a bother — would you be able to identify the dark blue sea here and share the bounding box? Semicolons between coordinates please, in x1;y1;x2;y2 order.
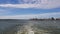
0;19;60;34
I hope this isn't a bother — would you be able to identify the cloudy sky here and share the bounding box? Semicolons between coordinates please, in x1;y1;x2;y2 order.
0;0;60;19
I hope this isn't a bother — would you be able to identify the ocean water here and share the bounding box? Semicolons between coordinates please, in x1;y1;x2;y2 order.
0;19;60;34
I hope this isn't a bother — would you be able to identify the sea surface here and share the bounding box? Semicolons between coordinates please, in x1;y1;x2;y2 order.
0;19;60;34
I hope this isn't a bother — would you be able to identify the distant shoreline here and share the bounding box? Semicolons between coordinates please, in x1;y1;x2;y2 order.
30;18;60;21
0;19;60;21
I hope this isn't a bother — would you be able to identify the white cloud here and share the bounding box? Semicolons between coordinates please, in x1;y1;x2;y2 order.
0;12;60;19
0;0;60;9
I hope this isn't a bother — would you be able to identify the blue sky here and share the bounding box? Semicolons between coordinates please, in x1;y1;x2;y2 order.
0;0;60;19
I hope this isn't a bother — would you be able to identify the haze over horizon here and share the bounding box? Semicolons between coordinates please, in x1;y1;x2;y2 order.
0;0;60;19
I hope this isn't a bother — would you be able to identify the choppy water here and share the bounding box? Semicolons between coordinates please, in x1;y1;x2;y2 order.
0;19;60;34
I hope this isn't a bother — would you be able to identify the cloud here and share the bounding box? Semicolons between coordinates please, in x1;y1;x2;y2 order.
0;12;60;19
0;0;60;9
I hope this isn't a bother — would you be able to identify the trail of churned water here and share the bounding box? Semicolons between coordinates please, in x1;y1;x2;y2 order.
26;21;34;34
16;21;35;34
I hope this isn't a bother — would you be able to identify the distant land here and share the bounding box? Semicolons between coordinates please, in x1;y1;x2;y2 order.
30;17;60;21
0;18;60;21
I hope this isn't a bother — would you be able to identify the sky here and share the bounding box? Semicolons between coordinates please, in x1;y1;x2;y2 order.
0;0;60;19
